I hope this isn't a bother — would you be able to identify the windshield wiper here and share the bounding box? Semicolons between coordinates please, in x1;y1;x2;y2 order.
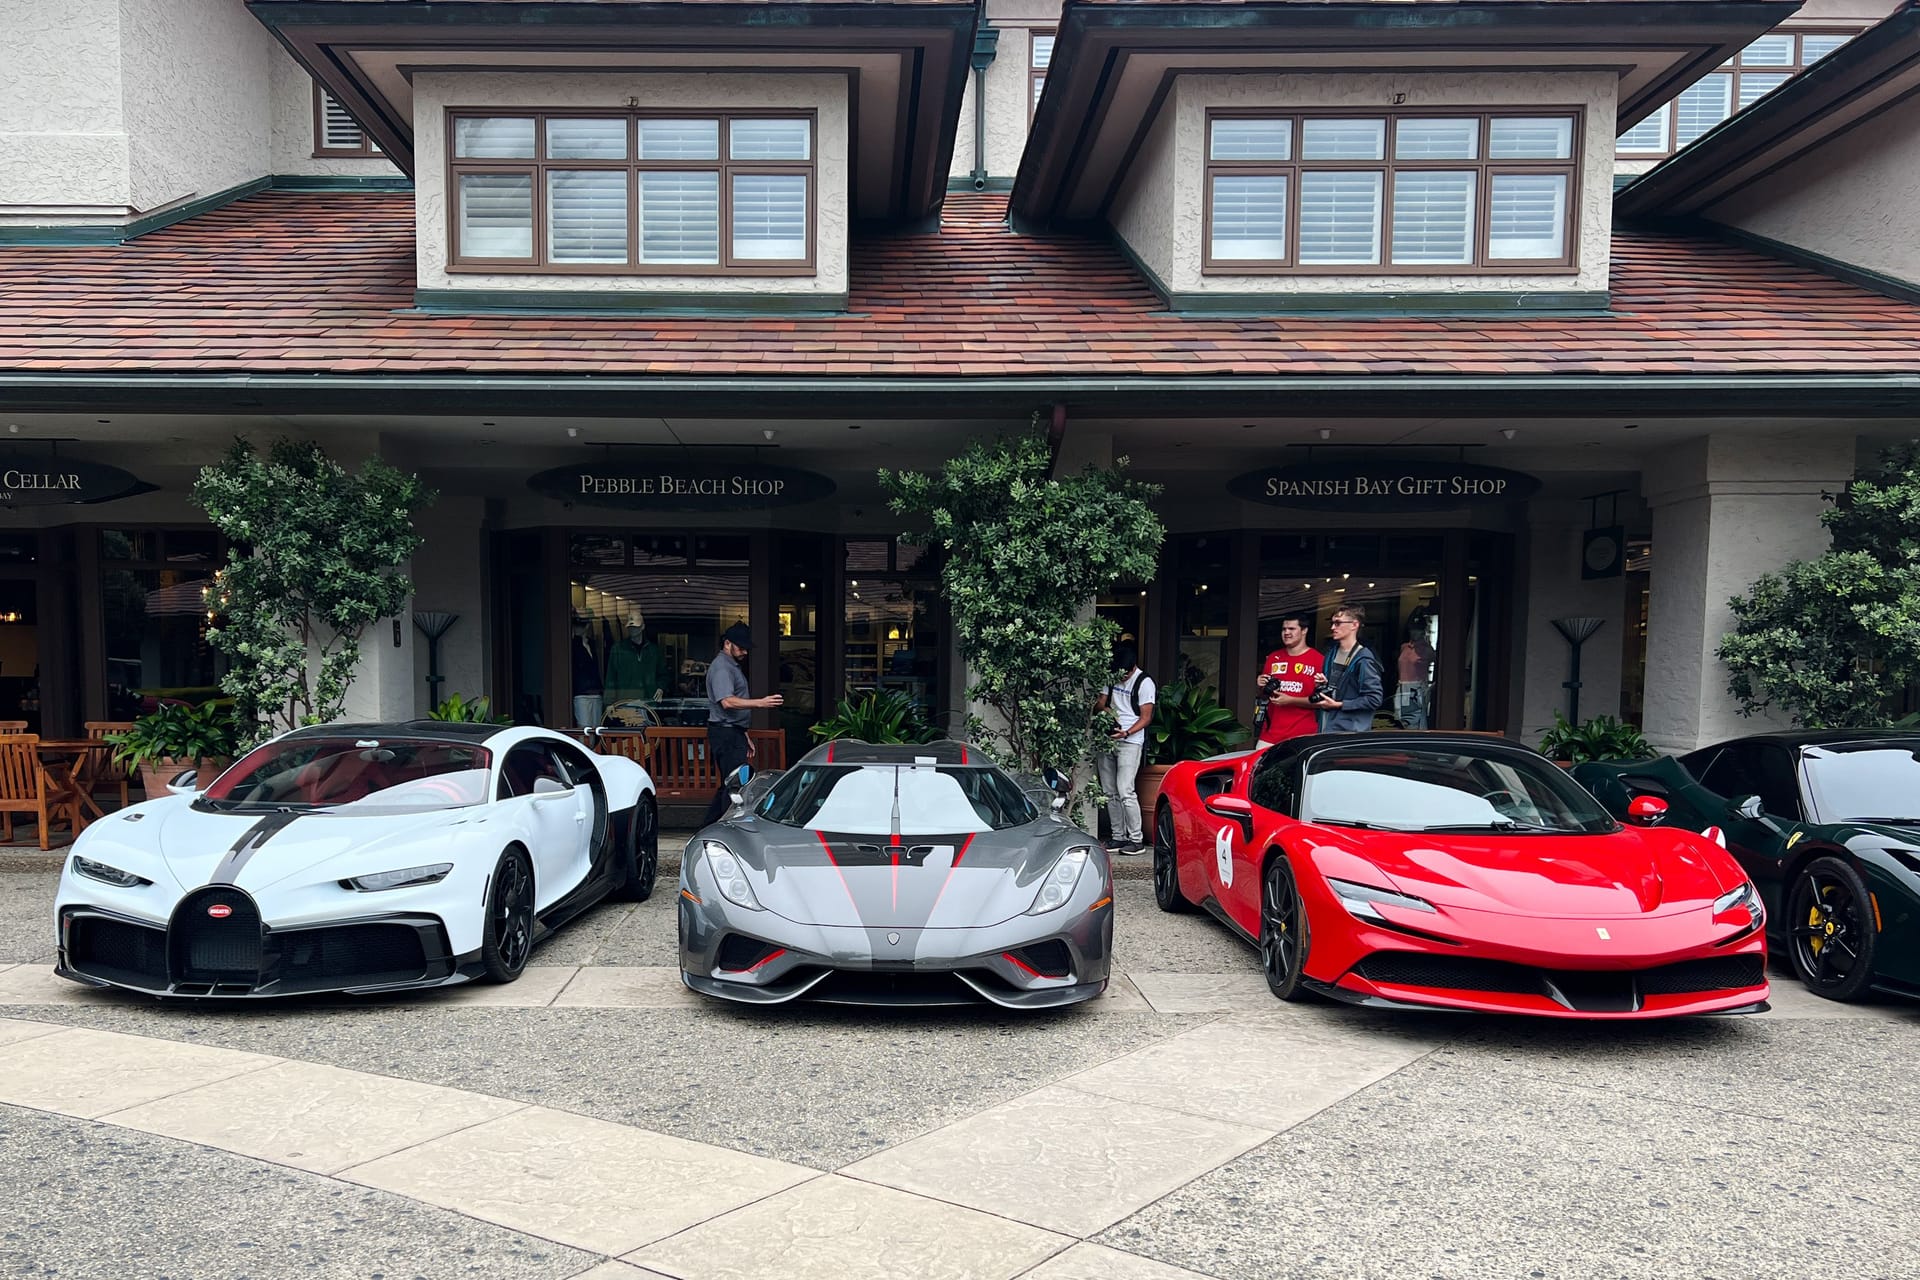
1414;821;1577;834
1314;818;1415;832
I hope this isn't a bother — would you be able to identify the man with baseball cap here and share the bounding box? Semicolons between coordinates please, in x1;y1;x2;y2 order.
702;621;783;825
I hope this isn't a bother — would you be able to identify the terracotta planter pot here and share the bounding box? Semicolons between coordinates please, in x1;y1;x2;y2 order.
1134;764;1174;827
136;756;228;800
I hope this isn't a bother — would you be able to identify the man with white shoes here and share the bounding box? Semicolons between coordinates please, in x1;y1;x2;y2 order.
1095;642;1156;855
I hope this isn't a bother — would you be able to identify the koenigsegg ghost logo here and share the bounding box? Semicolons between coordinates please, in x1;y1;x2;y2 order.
886;931;901;945
207;904;233;919
1595;927;1611;941
1215;826;1236;888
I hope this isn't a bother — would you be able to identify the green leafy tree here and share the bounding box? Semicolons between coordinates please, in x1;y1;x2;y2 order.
193;439;433;740
882;429;1164;798
1719;441;1920;728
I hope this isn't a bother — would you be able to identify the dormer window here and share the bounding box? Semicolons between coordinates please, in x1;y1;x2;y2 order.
1204;110;1580;273
447;110;815;274
1618;29;1861;157
313;85;382;158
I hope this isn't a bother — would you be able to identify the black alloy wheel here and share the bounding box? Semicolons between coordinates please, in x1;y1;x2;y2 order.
1260;855;1311;1001
617;797;660;903
1153;805;1189;914
481;847;536;983
1787;855;1877;1002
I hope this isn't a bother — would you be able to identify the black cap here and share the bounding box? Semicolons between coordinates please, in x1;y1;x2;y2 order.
722;622;753;651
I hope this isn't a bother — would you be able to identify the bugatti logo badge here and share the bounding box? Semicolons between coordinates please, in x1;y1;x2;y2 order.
207;904;233;919
1595;927;1611;940
886;931;901;945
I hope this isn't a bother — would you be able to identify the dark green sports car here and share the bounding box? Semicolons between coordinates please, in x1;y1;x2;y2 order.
1575;731;1920;1003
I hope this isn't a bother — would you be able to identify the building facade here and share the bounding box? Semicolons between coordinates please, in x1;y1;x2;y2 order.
3;0;1920;758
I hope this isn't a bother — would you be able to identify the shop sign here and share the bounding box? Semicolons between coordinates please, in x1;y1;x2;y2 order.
529;459;836;511
0;455;146;507
1230;459;1540;511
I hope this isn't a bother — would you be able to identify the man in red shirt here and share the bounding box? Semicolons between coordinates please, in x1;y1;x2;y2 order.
1255;614;1324;748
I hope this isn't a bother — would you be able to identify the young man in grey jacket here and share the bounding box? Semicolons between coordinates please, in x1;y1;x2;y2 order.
1313;606;1385;733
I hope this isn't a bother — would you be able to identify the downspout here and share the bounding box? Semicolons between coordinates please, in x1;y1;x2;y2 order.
970;16;1000;191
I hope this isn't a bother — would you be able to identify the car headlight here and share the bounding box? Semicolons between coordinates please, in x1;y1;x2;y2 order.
1329;877;1437;921
1712;881;1765;932
1027;846;1092;915
704;840;762;911
71;856;152;889
342;863;453;892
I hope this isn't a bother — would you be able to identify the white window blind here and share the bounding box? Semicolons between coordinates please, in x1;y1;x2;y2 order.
638;171;720;264
1741;33;1795;65
1298;170;1382;264
1802;33;1850;62
1032;33;1055;69
732;173;807;260
546;118;626;160
1390;171;1475;265
1488;173;1566;260
1393;118;1477;160
1675;75;1732;146
455;117;536;159
1033;77;1045;111
1617;105;1670;153
547;170;628;264
458;173;533;258
319;91;367;151
1210;175;1288;261
1301;119;1386;160
1738;72;1791;109
1488;117;1573;159
729;119;810;161
1210;119;1290;161
637;119;720;160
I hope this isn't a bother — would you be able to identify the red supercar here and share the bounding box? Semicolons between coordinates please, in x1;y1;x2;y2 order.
1151;733;1770;1018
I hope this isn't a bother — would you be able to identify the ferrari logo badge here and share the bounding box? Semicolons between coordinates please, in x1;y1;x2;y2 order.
1215;826;1235;888
886;931;901;945
1595;927;1611;941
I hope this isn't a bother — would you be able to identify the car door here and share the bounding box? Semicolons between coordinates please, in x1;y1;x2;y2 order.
549;740;607;888
1694;743;1798;893
498;742;586;909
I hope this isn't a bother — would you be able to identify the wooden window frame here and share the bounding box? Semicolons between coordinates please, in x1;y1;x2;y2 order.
1029;28;1056;125
312;83;381;158
1616;27;1864;159
1201;108;1583;277
445;109;818;278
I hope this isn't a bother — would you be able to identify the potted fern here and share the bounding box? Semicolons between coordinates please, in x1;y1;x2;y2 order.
810;689;936;745
1538;713;1653;766
1136;683;1252;817
107;702;240;799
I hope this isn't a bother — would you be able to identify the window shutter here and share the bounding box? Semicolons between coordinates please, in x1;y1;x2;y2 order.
637;120;720;161
546;118;627;161
546;171;628;264
1031;33;1055;69
1298;171;1382;264
1617;105;1670;153
638;171;720;264
319;91;365;151
457;173;534;259
1301;119;1386;161
1209;175;1288;261
1740;33;1795;65
1487;173;1567;260
732;173;808;260
1393;118;1477;160
1390;171;1476;265
729;119;810;161
1674;75;1732;146
1737;72;1791;109
1801;34;1850;62
1210;119;1290;161
454;117;536;160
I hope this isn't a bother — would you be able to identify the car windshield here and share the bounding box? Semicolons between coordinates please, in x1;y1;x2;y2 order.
755;763;1037;834
1300;744;1616;834
1800;741;1920;823
197;738;493;814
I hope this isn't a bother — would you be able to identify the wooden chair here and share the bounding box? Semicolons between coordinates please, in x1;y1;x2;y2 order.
0;734;83;850
82;721;134;810
0;721;26;732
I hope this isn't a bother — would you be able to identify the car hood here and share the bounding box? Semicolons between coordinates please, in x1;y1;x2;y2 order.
1316;823;1737;918
136;801;463;893
708;819;1083;928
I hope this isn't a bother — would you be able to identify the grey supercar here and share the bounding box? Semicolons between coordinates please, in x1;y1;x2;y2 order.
678;741;1114;1008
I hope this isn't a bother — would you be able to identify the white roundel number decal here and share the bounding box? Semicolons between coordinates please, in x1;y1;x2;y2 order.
1215;825;1236;888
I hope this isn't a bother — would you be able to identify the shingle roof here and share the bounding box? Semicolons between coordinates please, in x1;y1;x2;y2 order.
1;189;1917;379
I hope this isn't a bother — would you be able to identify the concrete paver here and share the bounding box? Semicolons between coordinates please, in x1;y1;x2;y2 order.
1019;1242;1219;1280
0;1026;280;1118
552;964;706;1008
0;1014;61;1046
1127;971;1274;1014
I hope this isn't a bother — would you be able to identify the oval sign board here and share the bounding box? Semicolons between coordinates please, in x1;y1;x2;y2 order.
1230;459;1540;511
529;459;836;512
0;455;146;507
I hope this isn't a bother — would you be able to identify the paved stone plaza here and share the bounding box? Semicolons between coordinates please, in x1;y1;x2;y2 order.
3;849;1916;1280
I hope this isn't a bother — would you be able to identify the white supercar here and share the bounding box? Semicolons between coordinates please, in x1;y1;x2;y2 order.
53;722;657;998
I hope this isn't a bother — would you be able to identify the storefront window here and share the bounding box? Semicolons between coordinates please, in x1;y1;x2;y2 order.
99;529;225;720
1173;535;1233;694
776;534;826;761
843;538;942;728
0;579;38;728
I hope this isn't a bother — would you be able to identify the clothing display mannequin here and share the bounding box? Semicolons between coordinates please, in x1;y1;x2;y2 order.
606;615;667;706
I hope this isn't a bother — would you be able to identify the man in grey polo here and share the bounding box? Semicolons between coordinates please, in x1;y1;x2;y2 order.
701;622;783;825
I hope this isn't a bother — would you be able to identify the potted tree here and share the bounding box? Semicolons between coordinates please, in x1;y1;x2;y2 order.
1138;683;1252;816
107;702;239;800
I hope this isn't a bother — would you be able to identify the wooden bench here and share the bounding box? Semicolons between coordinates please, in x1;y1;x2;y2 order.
586;727;787;805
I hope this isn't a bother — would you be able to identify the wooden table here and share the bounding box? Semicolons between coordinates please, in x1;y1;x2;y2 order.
35;739;112;828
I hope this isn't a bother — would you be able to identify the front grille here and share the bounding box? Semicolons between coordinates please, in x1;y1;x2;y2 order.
1356;953;1532;993
67;914;168;988
717;933;781;972
1008;940;1073;979
808;969;980;1007
278;924;427;987
169;887;262;985
1638;954;1766;995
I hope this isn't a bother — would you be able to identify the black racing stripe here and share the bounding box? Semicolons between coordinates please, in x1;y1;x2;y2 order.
210;812;302;885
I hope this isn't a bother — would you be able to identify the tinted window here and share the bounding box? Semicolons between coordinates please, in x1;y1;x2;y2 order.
756;764;1034;834
199;738;491;813
551;742;600;789
1300;744;1614;834
1750;745;1802;819
500;743;568;799
1800;740;1920;823
1698;743;1761;803
1249;747;1296;815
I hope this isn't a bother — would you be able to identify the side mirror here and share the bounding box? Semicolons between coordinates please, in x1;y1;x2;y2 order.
1203;793;1256;839
1625;794;1668;826
1731;795;1765;822
1050;795;1066;811
532;775;570;796
166;769;201;796
728;762;751;807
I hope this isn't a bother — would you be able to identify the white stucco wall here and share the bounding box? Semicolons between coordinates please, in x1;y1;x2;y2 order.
0;0;131;218
413;72;850;296
1641;432;1854;753
1109;101;1178;290
119;0;272;214
1516;503;1627;744
1703;87;1920;288
951;10;1057;182
410;497;489;716
1125;71;1616;296
269;44;402;179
